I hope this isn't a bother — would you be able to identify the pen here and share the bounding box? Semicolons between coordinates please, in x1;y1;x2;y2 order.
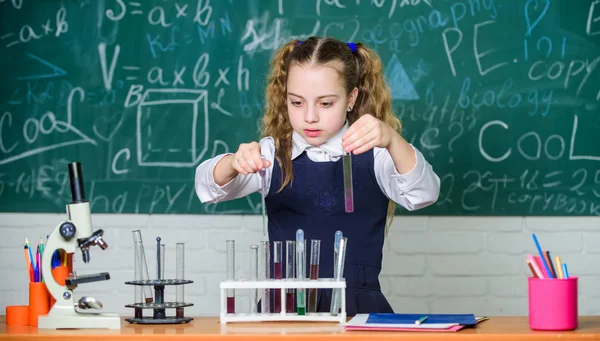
543;251;556;278
532;234;554;278
562;263;569;279
415;316;428;325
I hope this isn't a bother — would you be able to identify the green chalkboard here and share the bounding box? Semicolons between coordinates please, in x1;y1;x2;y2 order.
1;0;599;215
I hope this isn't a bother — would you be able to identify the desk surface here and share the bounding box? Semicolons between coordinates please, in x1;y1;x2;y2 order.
1;316;600;341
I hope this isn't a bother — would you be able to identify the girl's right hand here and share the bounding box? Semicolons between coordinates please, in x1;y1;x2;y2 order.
229;142;272;175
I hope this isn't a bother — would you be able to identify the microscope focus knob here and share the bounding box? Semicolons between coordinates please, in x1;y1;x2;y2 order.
60;222;76;240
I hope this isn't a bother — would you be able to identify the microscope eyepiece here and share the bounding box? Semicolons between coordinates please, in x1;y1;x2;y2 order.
68;162;87;203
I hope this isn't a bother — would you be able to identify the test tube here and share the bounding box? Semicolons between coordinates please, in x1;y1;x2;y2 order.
132;230;153;303
250;244;259;314
331;231;343;313
226;240;235;314
285;240;296;313
308;239;321;313
296;229;306;315
160;243;165;280
260;157;268;236
260;240;270;314
273;241;283;313
175;243;185;318
133;241;143;318
343;152;354;213
330;237;348;316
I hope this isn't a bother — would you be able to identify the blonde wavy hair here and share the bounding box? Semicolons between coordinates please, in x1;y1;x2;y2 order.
261;36;402;234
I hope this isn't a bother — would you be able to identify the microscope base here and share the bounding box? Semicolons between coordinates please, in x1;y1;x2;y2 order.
38;312;121;330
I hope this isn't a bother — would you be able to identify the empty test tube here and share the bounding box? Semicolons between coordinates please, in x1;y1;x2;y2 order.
273;241;283;313
132;230;153;303
156;237;162;280
343;152;354;212
308;239;321;313
250;244;259;314
260;156;267;236
160;243;165;280
226;240;235;314
176;243;185;318
260;241;270;314
330;237;348;316
285;240;296;313
133;241;144;318
296;229;306;315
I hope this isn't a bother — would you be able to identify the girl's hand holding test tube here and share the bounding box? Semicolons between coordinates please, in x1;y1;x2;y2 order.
228;142;271;175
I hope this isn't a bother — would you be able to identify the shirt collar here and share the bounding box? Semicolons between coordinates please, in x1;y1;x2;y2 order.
291;121;348;160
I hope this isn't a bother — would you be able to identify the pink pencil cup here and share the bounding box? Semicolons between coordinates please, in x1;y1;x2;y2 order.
528;276;578;331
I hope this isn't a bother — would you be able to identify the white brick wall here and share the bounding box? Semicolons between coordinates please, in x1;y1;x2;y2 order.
1;213;599;317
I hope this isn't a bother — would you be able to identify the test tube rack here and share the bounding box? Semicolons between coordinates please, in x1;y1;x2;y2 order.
124;279;194;324
219;278;346;324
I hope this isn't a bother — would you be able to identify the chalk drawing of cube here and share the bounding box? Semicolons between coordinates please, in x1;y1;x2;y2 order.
137;89;208;167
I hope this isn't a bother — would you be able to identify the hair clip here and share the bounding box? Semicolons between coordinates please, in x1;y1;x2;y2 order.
346;42;357;53
297;40;303;45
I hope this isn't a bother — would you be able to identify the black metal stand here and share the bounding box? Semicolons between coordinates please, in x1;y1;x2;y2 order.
124;279;194;324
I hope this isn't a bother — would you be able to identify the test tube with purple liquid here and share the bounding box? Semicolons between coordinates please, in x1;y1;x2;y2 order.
285;240;296;313
273;241;283;313
226;240;235;314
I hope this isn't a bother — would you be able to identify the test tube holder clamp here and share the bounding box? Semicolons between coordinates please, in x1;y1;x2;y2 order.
219;278;346;324
124;279;194;324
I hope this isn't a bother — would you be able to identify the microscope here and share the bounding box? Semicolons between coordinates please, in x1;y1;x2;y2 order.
37;162;121;329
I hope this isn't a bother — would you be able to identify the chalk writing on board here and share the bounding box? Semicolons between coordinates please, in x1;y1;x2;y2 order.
1;0;599;215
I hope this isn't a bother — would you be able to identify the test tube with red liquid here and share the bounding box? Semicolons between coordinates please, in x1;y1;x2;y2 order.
308;239;321;313
273;241;283;313
285;240;296;313
226;240;235;314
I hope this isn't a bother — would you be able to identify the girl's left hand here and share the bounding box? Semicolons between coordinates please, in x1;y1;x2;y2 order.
342;114;396;154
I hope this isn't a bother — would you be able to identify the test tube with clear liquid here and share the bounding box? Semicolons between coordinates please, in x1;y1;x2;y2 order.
343;152;354;212
249;244;259;314
273;241;283;313
285;240;296;313
296;229;306;315
176;243;185;318
330;237;348;316
226;240;235;314
308;239;321;313
132;230;153;303
260;240;270;314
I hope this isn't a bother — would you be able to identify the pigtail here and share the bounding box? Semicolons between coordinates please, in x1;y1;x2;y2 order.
353;43;402;235
352;44;402;134
263;39;299;192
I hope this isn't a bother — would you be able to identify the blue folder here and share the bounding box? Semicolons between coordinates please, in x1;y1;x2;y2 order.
366;313;477;326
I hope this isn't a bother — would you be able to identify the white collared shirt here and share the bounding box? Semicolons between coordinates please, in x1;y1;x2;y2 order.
195;124;440;211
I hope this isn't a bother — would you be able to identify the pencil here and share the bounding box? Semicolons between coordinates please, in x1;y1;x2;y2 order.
555;256;564;279
23;245;32;282
526;259;539;278
25;238;34;271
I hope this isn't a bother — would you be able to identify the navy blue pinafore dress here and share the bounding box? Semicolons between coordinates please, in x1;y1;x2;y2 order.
265;149;394;316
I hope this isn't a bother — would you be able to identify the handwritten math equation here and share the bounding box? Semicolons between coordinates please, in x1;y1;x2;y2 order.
0;0;599;215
